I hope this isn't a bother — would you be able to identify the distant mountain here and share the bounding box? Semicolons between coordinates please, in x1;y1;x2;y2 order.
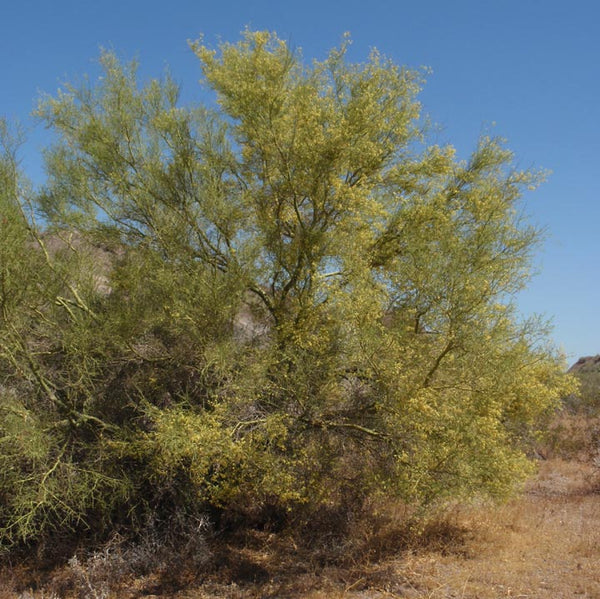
567;355;600;412
569;355;600;374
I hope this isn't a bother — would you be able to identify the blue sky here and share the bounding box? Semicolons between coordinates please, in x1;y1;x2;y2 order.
2;0;598;362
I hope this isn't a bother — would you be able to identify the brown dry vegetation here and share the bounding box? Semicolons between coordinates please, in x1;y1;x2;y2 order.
2;454;599;599
2;362;599;599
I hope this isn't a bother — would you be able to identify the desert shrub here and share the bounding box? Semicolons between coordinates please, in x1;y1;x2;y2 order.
0;33;576;556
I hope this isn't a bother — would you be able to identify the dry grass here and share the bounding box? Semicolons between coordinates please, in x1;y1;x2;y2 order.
182;458;600;599
2;458;599;599
372;458;600;599
541;412;600;462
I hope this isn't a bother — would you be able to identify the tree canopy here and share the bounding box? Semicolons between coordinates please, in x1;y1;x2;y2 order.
0;31;574;552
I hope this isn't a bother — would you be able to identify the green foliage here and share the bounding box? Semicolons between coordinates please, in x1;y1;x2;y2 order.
0;32;576;552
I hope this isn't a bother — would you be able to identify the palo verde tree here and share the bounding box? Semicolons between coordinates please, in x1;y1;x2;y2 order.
0;119;131;551
0;31;574;550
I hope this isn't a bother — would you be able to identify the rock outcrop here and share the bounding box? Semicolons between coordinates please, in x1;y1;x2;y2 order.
569;355;600;373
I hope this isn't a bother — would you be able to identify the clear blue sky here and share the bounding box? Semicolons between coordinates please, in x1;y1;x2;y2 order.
2;0;598;363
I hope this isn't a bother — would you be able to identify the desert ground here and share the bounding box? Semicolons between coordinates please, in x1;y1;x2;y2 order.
2;446;599;599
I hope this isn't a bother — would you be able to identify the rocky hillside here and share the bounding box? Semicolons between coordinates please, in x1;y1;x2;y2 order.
569;354;600;373
567;355;600;412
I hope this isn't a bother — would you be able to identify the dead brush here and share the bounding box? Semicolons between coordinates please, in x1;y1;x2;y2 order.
540;407;600;462
277;496;475;572
35;512;212;598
